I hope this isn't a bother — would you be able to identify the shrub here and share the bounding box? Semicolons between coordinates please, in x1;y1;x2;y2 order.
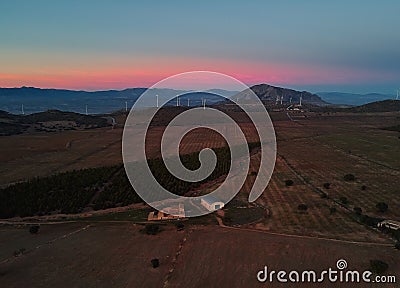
320;192;328;199
323;183;331;189
29;225;40;234
285;180;294;187
376;202;388;213
13;248;26;257
353;207;362;215
360;215;382;227
395;242;400;250
151;258;160;268
369;260;388;275
339;197;348;205
394;230;400;242
343;174;355;181
144;224;160;235
361;185;367;191
297;204;308;211
329;207;337;214
250;171;257;176
176;223;184;231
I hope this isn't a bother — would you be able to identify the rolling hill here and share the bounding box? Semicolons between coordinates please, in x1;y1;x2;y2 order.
317;92;395;106
347;99;400;113
0;109;109;136
0;87;233;114
238;84;327;106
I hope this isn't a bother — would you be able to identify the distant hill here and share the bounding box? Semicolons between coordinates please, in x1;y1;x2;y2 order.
347;100;400;113
312;99;400;113
0;87;233;114
237;84;327;106
317;92;394;106
0;109;109;136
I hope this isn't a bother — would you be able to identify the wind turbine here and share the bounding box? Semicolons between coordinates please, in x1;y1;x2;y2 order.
280;95;283;105
289;96;292;104
187;98;190;107
21;104;25;115
125;101;128;112
203;98;206;110
85;105;88;115
299;93;303;107
156;94;159;108
275;95;279;105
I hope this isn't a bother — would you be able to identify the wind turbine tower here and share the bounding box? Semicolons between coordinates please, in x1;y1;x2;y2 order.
21;104;25;115
85;105;88;115
156;94;159;108
203;98;206;110
280;95;283;105
187;98;190;107
397;89;399;100
125;101;128;112
299;93;303;107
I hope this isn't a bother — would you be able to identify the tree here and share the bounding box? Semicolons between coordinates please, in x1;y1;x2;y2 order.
369;260;388;274
320;192;328;199
29;225;40;234
151;258;160;268
339;197;348;205
297;204;308;211
329;207;337;214
176;223;184;231
144;224;160;235
376;202;388;213
323;183;331;189
353;207;362;215
343;174;355;181
285;180;294;187
13;248;26;257
395;242;400;250
361;185;367;191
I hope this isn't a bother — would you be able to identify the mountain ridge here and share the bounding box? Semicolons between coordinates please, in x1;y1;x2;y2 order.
0;85;328;114
235;84;328;106
316;91;395;106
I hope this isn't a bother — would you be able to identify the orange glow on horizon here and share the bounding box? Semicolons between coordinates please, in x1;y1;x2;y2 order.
0;57;394;91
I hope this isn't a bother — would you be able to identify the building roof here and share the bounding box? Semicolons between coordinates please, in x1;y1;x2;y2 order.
201;195;224;205
379;220;400;226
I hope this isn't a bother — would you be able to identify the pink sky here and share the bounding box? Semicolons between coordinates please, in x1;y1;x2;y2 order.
0;56;395;91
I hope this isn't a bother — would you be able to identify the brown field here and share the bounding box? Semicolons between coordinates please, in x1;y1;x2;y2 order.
0;223;398;288
0;128;123;186
0;108;399;287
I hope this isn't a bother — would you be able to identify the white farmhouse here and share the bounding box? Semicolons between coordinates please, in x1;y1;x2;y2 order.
200;195;225;211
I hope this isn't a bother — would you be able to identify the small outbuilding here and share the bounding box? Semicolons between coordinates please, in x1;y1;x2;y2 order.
200;195;225;211
147;203;185;221
377;220;400;231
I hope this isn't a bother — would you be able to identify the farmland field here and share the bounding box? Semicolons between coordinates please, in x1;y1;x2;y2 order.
0;108;399;287
0;223;398;288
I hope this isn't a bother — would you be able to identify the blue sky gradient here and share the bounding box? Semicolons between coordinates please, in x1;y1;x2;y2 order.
0;0;399;93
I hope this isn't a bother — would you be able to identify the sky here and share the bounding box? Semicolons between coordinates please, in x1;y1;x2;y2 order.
0;0;399;94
